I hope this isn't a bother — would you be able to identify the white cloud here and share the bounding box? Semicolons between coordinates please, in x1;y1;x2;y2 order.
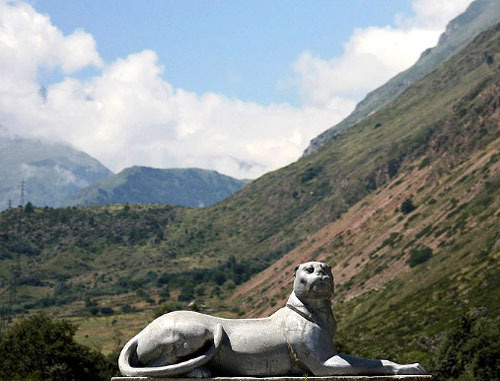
291;0;474;107
0;0;474;180
21;163;88;187
408;0;474;29
0;1;354;179
44;51;352;178
2;43;351;178
0;1;101;87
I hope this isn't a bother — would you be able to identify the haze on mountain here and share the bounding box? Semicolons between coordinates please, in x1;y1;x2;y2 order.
67;166;250;208
0;130;249;210
0;131;112;210
304;0;500;155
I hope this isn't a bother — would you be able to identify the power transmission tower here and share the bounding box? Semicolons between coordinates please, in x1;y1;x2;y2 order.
7;198;12;209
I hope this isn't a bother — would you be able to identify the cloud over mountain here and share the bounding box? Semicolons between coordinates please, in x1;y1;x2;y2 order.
290;0;473;107
0;0;473;179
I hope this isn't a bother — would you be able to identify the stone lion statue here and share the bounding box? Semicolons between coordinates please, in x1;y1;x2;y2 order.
119;261;426;377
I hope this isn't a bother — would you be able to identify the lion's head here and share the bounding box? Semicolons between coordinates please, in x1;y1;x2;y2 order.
293;261;334;301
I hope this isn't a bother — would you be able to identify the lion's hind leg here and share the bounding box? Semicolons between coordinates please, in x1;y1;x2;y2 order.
136;321;215;368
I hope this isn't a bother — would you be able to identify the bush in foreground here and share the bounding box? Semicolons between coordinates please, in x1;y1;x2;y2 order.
433;316;500;381
0;313;116;381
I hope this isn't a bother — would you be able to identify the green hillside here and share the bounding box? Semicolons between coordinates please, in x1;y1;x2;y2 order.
67;166;250;208
304;0;500;155
236;131;499;377
1;19;500;381
1;19;499;316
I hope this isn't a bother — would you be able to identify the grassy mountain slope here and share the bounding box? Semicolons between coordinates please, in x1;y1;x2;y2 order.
233;137;499;368
304;0;500;155
67;166;250;208
1;20;499;316
1;20;499;374
0;135;113;210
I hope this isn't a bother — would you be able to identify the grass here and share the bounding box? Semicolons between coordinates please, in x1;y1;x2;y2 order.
71;311;152;355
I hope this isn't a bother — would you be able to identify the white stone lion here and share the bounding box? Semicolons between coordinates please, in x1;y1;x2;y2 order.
118;261;426;377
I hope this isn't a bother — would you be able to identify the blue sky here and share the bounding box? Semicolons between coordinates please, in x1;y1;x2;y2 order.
1;0;473;178
33;0;414;105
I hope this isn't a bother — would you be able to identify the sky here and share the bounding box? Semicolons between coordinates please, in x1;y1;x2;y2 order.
0;0;473;179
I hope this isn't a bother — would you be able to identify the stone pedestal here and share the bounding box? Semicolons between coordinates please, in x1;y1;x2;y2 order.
112;376;432;381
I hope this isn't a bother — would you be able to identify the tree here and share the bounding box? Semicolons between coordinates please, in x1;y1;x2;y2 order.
0;313;116;381
154;303;176;319
433;316;500;380
24;202;34;213
407;246;433;267
400;198;416;214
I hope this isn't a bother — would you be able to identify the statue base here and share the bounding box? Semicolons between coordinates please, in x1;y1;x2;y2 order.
112;376;432;381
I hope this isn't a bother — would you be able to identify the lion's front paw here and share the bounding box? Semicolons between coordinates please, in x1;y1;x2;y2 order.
395;363;426;375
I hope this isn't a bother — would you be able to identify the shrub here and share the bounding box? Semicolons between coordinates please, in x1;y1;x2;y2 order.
457;108;467;118
433;316;500;381
222;280;236;290
178;282;195;302
24;202;35;213
194;284;206;296
159;286;170;297
100;307;114;315
418;157;431;169
407;246;433;267
400;198;416;214
301;166;322;183
0;313;116;380
154;303;176;318
120;304;136;313
214;271;227;286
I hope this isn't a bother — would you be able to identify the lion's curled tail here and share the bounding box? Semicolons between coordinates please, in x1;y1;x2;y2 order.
118;324;224;377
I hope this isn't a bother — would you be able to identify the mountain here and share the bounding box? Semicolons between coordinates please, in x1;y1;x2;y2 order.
67;166;250;208
1;17;499;379
303;0;500;156
0;134;113;210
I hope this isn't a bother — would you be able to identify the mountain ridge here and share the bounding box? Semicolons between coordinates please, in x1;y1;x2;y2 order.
67;166;250;208
303;0;500;156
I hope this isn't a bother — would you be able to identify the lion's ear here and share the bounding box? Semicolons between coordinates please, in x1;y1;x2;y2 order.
293;265;299;277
